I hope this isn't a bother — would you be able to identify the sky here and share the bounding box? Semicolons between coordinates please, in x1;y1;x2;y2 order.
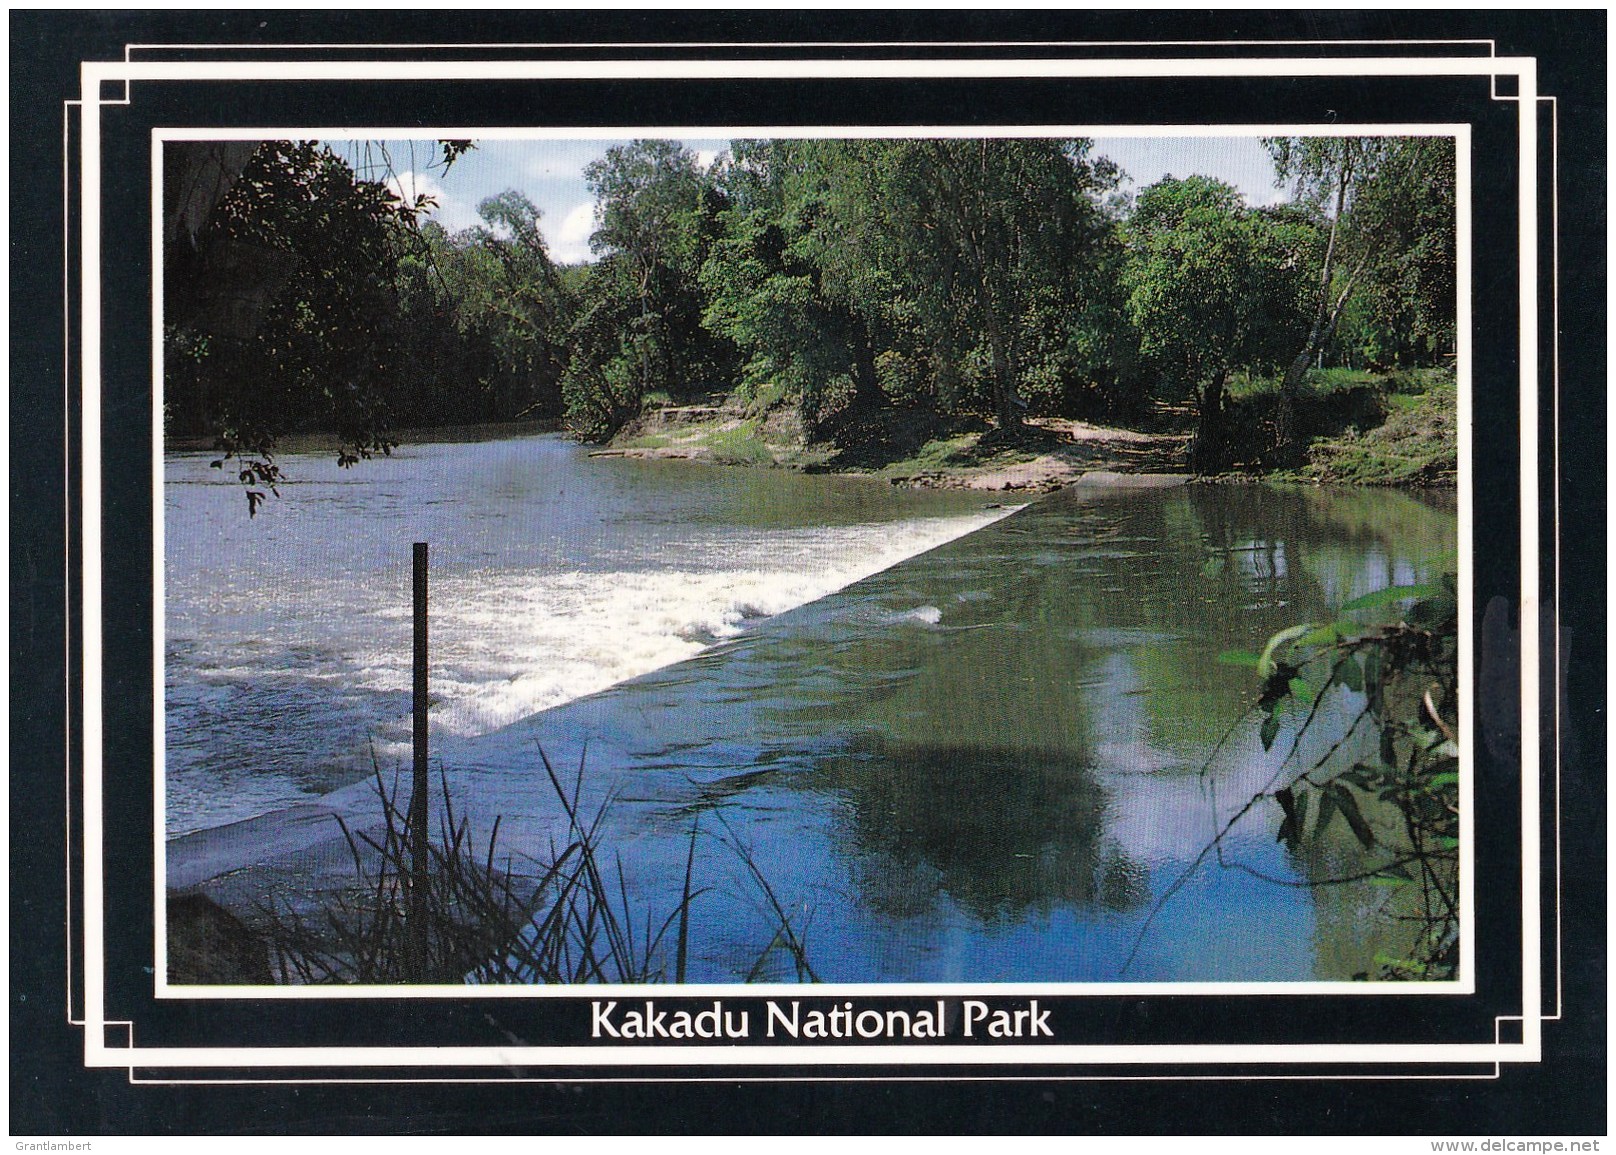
335;135;1285;266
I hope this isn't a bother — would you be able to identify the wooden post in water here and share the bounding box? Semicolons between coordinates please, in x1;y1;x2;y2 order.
408;542;430;981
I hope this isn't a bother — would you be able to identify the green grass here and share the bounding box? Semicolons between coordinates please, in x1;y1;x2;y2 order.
737;377;791;418
1300;371;1456;486
617;430;675;450
1226;366;1382;402
1303;366;1384;396
1216;364;1455;483
703;420;777;465
870;424;1051;480
611;411;794;467
890;431;985;472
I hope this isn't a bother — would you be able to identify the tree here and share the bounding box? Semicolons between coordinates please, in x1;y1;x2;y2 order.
1337;140;1457;368
565;141;738;436
699;140;889;437
1236;575;1459;979
1264;136;1456;456
823;138;1119;437
164;139;470;511
1013;211;1137;420
429;191;573;420
1124;176;1313;472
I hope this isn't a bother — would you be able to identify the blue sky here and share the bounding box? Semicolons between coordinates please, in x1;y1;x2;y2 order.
336;135;1284;266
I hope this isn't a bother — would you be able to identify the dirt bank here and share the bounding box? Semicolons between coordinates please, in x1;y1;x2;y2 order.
600;407;1190;493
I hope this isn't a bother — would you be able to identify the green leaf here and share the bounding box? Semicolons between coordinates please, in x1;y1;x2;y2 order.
1259;711;1281;751
1330;783;1377;849
1408;593;1458;627
1425;771;1460;790
1342;763;1380;790
1295;624;1344;649
1274;787;1301;845
1333;655;1364;693
1217;649;1262;668
1369;875;1409;888
1339;584;1441;615
1288;676;1316;704
1362;647;1383;702
1258;623;1315;679
1374;952;1427;975
1314;786;1338;838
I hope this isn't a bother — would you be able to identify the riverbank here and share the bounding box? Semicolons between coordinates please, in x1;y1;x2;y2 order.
598;366;1457;492
1291;373;1458;486
599;406;1191;494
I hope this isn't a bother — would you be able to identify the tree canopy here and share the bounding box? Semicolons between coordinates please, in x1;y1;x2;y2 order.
1124;176;1317;470
164;133;1457;506
1263;136;1457;458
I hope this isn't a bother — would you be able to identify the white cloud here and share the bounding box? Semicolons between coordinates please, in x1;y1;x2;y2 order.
388;168;482;233
386;168;442;208
1243;183;1291;209
547;200;600;265
694;148;719;171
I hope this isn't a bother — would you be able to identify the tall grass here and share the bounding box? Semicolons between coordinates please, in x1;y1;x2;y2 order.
259;747;815;985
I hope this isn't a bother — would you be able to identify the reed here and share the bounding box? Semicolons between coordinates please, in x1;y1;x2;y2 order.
259;746;812;985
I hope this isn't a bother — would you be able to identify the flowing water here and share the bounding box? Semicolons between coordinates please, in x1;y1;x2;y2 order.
164;433;1456;983
164;434;1014;835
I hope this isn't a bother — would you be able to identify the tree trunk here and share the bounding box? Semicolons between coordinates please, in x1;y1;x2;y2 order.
979;286;1022;438
1189;372;1227;474
847;312;884;412
1277;148;1357;465
1276;267;1363;462
1274;346;1314;464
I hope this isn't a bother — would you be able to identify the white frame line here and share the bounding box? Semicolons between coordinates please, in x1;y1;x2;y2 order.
93;57;1534;83
74;51;1539;1073
149;117;1474;1007
124;39;1502;55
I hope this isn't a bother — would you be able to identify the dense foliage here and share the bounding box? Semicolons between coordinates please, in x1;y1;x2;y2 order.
163;135;1457;506
1123;177;1319;470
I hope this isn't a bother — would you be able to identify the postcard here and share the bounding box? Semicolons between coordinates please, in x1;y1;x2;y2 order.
10;11;1605;1137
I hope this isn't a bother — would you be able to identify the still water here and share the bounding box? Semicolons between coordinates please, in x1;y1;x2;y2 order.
165;434;1456;983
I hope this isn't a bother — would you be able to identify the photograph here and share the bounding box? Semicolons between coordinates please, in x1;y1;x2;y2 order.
160;130;1463;991
10;9;1604;1139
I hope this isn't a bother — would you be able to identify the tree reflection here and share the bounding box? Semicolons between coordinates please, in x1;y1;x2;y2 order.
821;736;1148;922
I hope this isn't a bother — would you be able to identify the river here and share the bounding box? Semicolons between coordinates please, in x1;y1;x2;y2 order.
164;432;1457;983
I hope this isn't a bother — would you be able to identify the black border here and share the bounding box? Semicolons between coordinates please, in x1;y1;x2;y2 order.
11;9;1606;1136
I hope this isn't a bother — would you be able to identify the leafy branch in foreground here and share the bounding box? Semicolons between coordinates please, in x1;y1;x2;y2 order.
1232;574;1459;979
259;746;816;985
1127;574;1459;980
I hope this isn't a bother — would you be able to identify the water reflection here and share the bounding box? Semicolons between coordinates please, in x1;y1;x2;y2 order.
644;480;1459;979
819;737;1147;923
465;481;1457;980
